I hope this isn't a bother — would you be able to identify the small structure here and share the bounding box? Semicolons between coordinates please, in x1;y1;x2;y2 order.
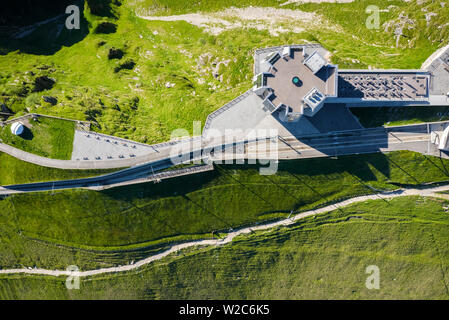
253;45;337;119
282;46;291;59
439;125;449;151
10;122;24;136
303;51;327;74
303;88;325;116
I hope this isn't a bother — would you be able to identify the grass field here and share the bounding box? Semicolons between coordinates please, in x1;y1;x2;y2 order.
0;117;75;159
0;152;119;185
2;150;449;270
1;195;449;299
1;0;449;300
0;0;447;143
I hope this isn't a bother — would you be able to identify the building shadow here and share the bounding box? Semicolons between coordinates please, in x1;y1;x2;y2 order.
271;103;393;182
277;151;391;183
306;103;363;133
0;0;89;55
337;77;364;98
19;126;34;140
315;65;335;83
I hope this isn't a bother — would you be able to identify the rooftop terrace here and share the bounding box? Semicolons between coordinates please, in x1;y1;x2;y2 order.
264;48;337;114
338;71;429;101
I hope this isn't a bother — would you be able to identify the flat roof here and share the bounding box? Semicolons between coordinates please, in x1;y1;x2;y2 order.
265;48;336;113
338;71;429;101
304;88;325;111
303;51;326;74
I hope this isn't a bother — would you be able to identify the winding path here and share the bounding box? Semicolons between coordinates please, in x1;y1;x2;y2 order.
1;184;449;278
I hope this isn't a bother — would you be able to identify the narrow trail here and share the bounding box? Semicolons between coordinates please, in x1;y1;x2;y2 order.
1;184;449;278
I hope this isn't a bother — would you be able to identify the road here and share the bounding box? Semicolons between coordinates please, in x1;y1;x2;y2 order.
0;139;185;169
1;122;448;195
0;138;260;195
0;156;174;195
225;122;445;160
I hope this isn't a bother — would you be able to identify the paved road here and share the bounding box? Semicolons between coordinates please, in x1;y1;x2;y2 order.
0;137;193;169
245;122;448;160
1;183;448;277
1;122;447;170
0;138;259;195
2;122;448;195
0;157;175;195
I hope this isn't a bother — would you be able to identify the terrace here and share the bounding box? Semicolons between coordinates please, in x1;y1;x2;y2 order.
262;48;337;116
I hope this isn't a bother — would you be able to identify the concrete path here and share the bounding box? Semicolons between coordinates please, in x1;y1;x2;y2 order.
1;183;449;278
71;130;156;161
1;121;448;170
0;136;196;169
2;123;449;195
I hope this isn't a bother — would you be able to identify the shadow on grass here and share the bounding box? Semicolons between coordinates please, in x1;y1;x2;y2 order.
99;153;394;206
87;0;120;18
0;0;89;55
350;106;449;128
18;126;34;140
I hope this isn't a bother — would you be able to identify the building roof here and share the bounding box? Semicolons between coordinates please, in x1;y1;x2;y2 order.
337;71;429;101
303;88;325;115
10;122;24;135
263;47;337;115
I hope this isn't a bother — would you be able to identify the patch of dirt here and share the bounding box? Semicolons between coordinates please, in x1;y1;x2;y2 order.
138;6;341;36
280;0;353;6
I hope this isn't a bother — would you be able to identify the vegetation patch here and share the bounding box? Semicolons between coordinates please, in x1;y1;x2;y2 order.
1;196;449;299
0;152;120;185
0;117;75;159
107;47;124;60
114;59;135;73
0;151;449;271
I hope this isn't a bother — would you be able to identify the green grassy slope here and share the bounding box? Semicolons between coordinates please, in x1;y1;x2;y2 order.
1;0;447;143
2;151;449;270
0;117;75;159
0;152;119;185
1;195;449;299
1;0;449;300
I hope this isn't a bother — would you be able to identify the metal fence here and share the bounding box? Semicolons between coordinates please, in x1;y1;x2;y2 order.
0;113;91;127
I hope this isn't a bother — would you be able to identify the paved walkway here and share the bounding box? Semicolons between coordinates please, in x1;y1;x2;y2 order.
71;130;156;161
1;184;449;277
0;136;196;169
